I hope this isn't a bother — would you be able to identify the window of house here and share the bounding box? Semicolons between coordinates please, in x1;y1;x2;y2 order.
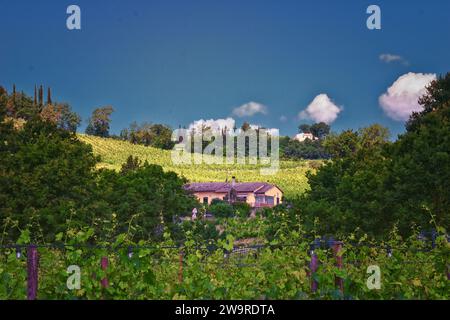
265;196;274;205
203;197;208;205
236;196;247;202
255;195;265;203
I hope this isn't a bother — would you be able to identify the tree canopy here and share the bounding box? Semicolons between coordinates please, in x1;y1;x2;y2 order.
299;73;450;237
86;106;114;137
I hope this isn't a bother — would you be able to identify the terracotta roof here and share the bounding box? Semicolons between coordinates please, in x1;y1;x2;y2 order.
183;182;280;194
183;182;229;193
254;183;276;194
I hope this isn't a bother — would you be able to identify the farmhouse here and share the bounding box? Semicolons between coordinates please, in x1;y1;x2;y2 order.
183;177;283;208
293;132;318;142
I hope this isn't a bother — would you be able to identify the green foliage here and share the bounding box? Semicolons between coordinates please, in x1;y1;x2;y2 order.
120;155;142;174
120;122;175;150
0;85;80;131
298;123;311;133
323;129;359;159
208;202;234;218
298;124;397;237
0;118;98;242
310;122;330;139
232;202;252;218
0;116;198;243
283;138;329;160
407;73;450;132
0;86;7;121
0;226;447;300
86;106;114;137
40;103;81;133
97;163;198;241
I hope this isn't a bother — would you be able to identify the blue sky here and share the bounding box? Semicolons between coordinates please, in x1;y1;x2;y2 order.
1;0;449;138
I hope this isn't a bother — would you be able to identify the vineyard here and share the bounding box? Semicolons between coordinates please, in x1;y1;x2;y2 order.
0;218;448;300
78;134;314;198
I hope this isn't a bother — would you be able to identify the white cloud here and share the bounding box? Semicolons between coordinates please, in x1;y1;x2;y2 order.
187;118;279;136
379;53;409;65
232;101;268;117
298;94;342;124
266;128;279;136
249;124;279;136
379;72;436;121
188;117;235;134
279;115;287;122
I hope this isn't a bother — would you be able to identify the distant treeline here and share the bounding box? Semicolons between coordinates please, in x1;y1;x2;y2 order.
0;84;336;160
0;84;80;132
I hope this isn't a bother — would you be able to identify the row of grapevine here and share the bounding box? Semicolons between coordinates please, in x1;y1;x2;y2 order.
1;229;448;300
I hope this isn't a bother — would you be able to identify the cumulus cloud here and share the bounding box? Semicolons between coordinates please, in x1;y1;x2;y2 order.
379;72;436;121
188;117;235;134
379;53;409;65
232;101;268;117
298;94;342;124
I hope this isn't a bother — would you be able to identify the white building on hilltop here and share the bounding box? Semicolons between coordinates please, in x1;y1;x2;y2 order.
293;132;318;142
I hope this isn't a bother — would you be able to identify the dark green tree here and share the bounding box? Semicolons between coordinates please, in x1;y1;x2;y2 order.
98;163;198;241
388;73;450;230
299;124;392;237
0;86;7;120
85;106;114;137
298;124;311;133
47;87;52;105
323;129;359;159
121;122;174;150
310;122;330;139
0;118;99;242
120;155;142;174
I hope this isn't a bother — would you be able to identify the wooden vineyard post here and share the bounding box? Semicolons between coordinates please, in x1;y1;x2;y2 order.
101;256;109;288
332;241;344;295
178;251;184;284
309;249;319;293
27;245;39;300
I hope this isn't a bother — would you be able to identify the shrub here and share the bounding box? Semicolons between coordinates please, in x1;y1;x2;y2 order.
208;202;234;218
232;202;251;218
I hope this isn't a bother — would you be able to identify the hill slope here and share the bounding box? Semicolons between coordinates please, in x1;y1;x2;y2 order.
79;134;314;198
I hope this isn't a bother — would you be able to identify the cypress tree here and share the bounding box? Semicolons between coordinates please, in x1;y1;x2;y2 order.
34;85;37;105
47;87;52;105
11;84;16;111
38;85;43;106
